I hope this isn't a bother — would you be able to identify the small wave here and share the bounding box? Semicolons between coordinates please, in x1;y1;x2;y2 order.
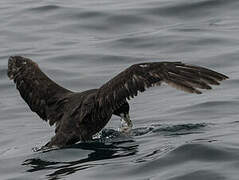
29;5;61;12
152;123;206;134
168;170;226;180
77;11;108;19
170;143;237;162
131;123;206;137
188;100;239;108
98;123;207;138
144;0;234;18
132;142;239;179
106;14;147;25
167;100;239;117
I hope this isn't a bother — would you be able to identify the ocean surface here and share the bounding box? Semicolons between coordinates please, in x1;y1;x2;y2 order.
1;0;239;179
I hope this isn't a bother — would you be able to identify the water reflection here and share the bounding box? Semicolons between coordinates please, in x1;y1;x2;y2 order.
23;134;138;180
21;123;206;179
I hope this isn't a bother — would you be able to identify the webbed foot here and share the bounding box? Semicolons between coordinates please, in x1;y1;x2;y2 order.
119;113;133;133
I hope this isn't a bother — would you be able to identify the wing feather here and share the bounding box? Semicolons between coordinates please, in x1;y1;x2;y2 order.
8;56;72;125
96;61;228;115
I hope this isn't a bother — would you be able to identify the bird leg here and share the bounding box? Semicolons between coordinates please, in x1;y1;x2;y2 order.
119;113;133;133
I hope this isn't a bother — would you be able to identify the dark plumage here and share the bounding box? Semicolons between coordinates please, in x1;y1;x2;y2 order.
8;56;228;148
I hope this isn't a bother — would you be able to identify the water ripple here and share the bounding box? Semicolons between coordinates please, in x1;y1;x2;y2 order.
29;5;61;12
23;140;138;180
1;0;239;180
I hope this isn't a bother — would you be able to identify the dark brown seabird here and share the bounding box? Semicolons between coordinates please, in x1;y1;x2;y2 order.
8;56;228;148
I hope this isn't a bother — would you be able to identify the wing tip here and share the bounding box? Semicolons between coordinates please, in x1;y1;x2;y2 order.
222;74;229;80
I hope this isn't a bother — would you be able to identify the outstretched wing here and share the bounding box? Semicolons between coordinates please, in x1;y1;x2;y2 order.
8;56;72;126
96;62;228;114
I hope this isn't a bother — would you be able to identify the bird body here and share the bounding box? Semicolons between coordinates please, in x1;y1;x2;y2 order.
8;56;228;148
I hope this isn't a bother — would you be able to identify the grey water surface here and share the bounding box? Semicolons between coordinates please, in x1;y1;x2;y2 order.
1;0;239;179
